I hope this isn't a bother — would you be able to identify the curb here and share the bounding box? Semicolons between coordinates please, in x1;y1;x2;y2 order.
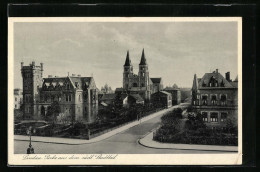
138;132;238;152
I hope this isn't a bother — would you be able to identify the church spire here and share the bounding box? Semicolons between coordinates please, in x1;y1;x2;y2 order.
139;48;147;65
192;74;199;91
124;50;131;66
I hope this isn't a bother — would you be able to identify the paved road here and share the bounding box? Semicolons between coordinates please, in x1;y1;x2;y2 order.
14;104;222;154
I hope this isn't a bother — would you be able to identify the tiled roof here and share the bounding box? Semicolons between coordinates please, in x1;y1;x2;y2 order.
150;78;162;84
160;91;172;96
129;94;144;102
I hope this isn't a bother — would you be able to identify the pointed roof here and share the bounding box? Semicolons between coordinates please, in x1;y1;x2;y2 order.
192;74;199;91
173;83;179;89
139;48;147;65
124;50;132;66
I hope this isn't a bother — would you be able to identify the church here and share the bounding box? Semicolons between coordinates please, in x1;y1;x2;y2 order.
120;49;163;102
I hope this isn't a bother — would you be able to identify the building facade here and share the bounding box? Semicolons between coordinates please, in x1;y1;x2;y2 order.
122;49;163;101
164;87;181;105
191;69;238;127
21;62;98;123
151;91;172;108
14;88;23;109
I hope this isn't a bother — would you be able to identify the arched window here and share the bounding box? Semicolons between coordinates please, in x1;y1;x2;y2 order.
79;95;81;102
211;95;217;105
202;95;208;105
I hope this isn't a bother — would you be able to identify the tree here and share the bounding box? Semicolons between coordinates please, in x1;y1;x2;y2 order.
46;101;61;124
226;116;237;136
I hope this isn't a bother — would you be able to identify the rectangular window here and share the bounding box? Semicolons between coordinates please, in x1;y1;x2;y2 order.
66;95;68;102
202;112;208;122
221;113;227;122
210;113;218;122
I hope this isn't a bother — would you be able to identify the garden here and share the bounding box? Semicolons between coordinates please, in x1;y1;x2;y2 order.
153;108;238;146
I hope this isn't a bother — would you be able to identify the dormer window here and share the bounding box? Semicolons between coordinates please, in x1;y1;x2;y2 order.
220;80;225;87
202;81;206;87
75;82;79;88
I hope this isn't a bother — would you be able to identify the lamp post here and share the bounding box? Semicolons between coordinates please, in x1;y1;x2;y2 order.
26;126;36;154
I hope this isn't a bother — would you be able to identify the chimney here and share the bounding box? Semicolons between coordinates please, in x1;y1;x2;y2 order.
72;74;76;77
78;74;81;77
216;69;218;74
225;72;230;81
21;62;24;69
48;75;53;78
32;61;35;67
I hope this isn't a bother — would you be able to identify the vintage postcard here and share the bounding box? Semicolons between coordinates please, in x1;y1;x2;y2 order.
8;17;242;165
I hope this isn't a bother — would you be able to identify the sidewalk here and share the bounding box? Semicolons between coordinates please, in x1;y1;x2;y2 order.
15;105;177;145
139;132;238;152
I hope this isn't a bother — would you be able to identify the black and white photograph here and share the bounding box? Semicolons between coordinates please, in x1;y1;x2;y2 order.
8;17;242;165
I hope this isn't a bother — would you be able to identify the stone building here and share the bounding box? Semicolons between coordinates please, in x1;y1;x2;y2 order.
191;69;238;127
21;61;98;123
14;88;23;109
121;49;163;101
151;91;172;108
164;86;181;105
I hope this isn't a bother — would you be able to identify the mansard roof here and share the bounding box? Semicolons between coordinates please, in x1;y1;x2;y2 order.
42;76;95;90
139;48;147;65
198;72;236;89
124;51;132;66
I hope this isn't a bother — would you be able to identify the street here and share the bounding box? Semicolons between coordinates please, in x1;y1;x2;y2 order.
14;104;223;154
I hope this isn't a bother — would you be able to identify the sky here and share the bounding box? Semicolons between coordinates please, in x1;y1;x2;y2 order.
13;21;238;90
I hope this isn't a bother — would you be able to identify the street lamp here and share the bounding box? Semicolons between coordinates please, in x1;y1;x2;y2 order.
26;126;36;154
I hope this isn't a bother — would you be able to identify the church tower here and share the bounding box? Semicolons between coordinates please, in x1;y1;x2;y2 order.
138;49;150;100
123;51;133;89
21;61;43;119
